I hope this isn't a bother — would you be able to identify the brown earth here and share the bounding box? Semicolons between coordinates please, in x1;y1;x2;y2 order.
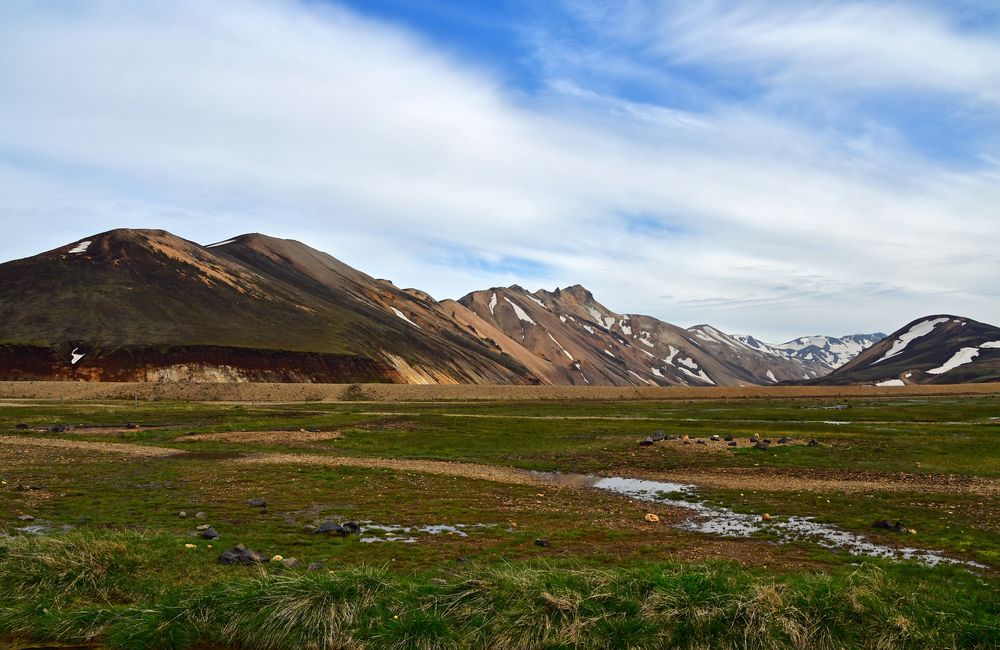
2;380;998;402
176;429;344;443
0;435;184;458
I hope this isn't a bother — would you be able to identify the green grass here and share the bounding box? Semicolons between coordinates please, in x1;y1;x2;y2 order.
1;532;997;649
1;394;998;647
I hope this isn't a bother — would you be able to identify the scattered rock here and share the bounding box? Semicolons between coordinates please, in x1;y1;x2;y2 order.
807;439;820;447
341;521;361;535
750;433;760;442
761;513;772;522
201;527;220;540
315;520;347;535
14;484;44;492
755;441;770;450
724;435;734;442
709;435;720;442
16;514;35;522
651;432;666;442
696;439;707;445
49;425;70;433
178;511;187;518
219;544;268;565
281;557;301;568
194;511;207;519
195;524;211;531
307;561;324;571
534;538;551;548
778;437;791;444
302;524;317;532
15;423;28;430
125;423;139;430
638;437;654;446
872;520;908;533
247;497;267;508
644;513;660;523
727;441;737;447
762;439;772;444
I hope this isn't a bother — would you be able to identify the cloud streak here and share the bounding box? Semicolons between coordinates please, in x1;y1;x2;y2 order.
0;0;997;340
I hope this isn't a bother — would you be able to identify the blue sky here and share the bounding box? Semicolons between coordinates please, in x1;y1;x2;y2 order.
1;0;998;340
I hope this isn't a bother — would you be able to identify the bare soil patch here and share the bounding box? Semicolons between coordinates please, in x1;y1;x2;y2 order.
176;429;344;444
0;435;184;458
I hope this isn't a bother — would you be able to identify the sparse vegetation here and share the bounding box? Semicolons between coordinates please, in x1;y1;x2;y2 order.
1;393;998;647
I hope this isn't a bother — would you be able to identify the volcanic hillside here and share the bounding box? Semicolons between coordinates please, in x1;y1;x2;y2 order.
817;316;1000;385
0;229;533;383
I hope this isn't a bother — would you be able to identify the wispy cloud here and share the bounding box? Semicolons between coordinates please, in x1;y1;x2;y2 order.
0;0;997;339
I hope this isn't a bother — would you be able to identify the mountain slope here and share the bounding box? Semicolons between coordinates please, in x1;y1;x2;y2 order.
456;285;825;387
818;315;1000;385
0;229;534;383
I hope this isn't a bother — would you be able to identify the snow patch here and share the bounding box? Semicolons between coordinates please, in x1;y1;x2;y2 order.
619;320;632;336
927;347;979;375
504;297;535;324
876;379;905;386
559;315;567;323
677;356;698;370
663;346;680;365
390;307;420;329
603;349;616;358
766;370;777;383
547;333;573;360
640;349;655;359
68;240;91;254
651;367;664;378
488;293;497;315
205;239;234;248
680;367;715;384
980;340;1000;349
70;348;85;365
874;318;949;364
525;294;546;309
582;325;595;334
628;370;653;385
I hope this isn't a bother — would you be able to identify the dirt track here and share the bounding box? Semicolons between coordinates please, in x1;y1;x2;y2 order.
1;380;998;402
0;435;185;458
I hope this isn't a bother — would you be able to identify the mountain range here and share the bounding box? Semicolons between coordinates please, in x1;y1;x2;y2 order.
1;229;995;385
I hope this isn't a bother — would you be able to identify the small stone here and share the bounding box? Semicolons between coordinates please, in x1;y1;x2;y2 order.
534;538;551;548
723;435;734;442
638;437;654;446
341;521;361;535
125;423;139;430
247;497;267;508
710;435;720;441
178;511;187;518
194;511;207;519
15;423;28;430
644;513;660;523
315;520;347;535
761;513;772;522
778;437;791;444
302;524;316;532
696;439;707;445
17;514;35;521
271;554;284;562
727;441;737;447
755;441;770;450
908;529;917;535
218;545;268;565
195;524;211;531
807;439;819;447
281;557;301;568
184;543;197;549
201;527;220;540
651;432;666;442
750;433;760;442
307;561;324;571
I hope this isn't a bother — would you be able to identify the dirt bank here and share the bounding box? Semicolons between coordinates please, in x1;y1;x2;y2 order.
2;381;999;402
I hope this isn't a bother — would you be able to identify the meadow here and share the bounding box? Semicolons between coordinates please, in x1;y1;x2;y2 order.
1;391;998;648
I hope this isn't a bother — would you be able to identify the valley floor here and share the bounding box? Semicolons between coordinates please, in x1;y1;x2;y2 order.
1;392;999;648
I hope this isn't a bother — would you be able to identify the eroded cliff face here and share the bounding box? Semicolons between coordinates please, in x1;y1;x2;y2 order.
0;345;403;383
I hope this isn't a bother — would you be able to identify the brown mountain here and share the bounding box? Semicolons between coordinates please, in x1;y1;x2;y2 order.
0;229;533;383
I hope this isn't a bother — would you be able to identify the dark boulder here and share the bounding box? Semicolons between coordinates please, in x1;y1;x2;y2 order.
534;538;551;548
247;497;267;508
219;544;268;565
727;441;737;447
807;439;820;447
200;527;220;540
638;437;654;446
15;423;28;430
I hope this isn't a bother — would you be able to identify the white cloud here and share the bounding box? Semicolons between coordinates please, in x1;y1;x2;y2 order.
0;0;998;340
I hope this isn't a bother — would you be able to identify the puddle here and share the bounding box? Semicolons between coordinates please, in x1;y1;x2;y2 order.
532;472;983;568
357;522;492;544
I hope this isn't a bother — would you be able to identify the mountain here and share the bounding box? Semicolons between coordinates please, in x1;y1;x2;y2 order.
0;229;534;383
0;228;924;385
817;315;1000;385
453;285;825;387
726;332;887;377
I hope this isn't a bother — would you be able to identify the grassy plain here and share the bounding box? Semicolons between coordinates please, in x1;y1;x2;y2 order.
1;393;998;648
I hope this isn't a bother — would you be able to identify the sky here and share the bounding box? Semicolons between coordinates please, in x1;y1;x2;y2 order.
1;0;998;341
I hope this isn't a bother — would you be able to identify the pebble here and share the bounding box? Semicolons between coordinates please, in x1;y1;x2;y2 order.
307;561;324;571
194;511;207;519
534;538;551;548
178;511;187;518
201;527;220;540
16;514;35;522
247;497;267;508
644;513;660;523
195;524;211;531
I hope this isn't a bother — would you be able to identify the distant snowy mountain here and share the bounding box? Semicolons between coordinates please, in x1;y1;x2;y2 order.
727;332;886;377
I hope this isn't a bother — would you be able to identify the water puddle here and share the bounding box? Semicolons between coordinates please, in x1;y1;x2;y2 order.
532;472;983;568
358;522;494;544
